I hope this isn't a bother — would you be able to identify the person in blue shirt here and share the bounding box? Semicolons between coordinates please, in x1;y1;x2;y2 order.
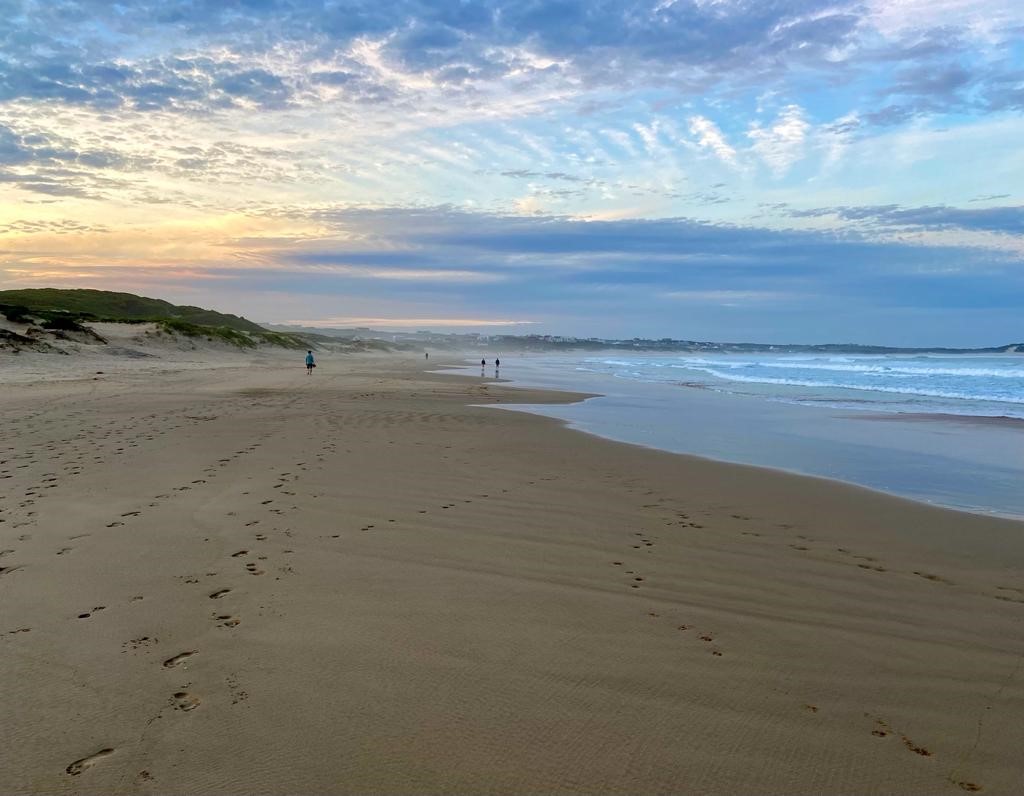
305;350;315;375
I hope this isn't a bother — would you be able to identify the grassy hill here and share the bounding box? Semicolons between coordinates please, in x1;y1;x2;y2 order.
0;288;309;350
0;288;265;332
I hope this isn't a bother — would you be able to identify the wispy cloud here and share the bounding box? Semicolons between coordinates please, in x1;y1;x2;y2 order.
783;203;1024;234
688;116;738;168
747;105;810;177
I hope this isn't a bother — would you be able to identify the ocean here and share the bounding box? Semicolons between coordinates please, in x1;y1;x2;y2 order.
581;353;1024;420
458;352;1024;519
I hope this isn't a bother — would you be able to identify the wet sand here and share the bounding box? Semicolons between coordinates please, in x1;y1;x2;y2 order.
470;357;1024;520
2;352;1023;794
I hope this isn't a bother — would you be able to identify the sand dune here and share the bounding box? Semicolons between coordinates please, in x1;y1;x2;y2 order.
2;352;1023;794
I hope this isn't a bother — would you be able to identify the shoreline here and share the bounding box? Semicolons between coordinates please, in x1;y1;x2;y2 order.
852;410;1024;428
3;352;1023;793
488;398;1024;523
450;358;1024;521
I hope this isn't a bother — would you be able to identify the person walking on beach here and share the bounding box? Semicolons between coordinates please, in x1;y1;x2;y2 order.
495;357;500;369
305;350;315;375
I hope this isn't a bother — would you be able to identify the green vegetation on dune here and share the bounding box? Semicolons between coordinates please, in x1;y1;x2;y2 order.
250;329;308;349
0;288;308;350
155;319;256;347
0;288;264;332
154;319;307;349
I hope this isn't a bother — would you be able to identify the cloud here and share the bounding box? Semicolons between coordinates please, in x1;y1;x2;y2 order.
688;115;738;167
0;0;970;119
0;218;110;235
747;105;810;176
237;205;1024;311
500;170;589;183
278;263;506;283
784;203;1024;234
864;0;1024;39
213;69;292;109
664;289;796;306
0;123;130;171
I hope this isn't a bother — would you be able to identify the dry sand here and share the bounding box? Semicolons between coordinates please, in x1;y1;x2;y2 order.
2;351;1023;794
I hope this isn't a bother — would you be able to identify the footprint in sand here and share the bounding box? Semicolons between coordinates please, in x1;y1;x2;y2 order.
162;651;197;668
868;715;932;756
122;636;155;652
66;748;115;776
172;691;200;711
231;550;248;557
901;735;932;756
209;588;231;599
914;571;953;585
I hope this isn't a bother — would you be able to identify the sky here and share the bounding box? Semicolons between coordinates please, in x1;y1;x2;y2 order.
1;0;1023;345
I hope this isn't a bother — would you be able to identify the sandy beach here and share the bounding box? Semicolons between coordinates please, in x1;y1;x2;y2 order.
3;351;1024;794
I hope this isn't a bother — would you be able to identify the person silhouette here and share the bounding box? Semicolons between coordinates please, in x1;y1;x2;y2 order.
305;350;315;375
